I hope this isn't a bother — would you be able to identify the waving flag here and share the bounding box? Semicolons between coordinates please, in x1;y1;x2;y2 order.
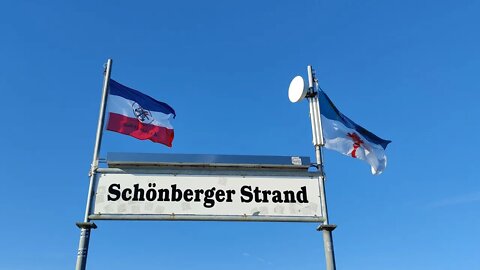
106;79;176;147
319;91;391;175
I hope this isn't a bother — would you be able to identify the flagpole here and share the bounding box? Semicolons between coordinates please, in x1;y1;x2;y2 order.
75;59;113;270
306;65;337;270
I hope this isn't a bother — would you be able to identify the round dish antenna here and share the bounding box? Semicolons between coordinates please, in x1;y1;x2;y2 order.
288;76;307;103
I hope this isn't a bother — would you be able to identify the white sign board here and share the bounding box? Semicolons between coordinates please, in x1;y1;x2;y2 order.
90;172;323;222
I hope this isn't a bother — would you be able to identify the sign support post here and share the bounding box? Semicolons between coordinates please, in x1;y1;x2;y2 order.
75;59;113;270
306;65;337;270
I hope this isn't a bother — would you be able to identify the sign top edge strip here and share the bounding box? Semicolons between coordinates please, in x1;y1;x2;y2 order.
107;152;313;168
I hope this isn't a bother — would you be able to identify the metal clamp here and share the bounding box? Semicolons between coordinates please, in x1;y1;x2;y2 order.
317;224;337;232
305;90;317;98
76;222;97;229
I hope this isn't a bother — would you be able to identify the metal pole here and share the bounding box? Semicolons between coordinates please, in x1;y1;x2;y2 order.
307;66;324;147
306;65;337;270
75;59;113;270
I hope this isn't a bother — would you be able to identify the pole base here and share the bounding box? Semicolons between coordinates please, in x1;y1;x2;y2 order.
317;224;337;232
76;222;97;229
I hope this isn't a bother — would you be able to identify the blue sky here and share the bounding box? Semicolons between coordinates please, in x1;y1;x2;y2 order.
1;0;479;269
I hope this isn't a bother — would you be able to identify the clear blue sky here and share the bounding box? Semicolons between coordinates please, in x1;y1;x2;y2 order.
1;0;479;269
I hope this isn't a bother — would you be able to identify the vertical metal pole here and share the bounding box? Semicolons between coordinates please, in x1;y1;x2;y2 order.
75;59;113;270
306;65;337;270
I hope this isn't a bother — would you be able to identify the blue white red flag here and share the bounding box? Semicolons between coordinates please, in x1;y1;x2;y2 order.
106;79;176;147
319;90;391;175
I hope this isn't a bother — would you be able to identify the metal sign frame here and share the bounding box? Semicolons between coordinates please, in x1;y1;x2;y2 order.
88;163;325;223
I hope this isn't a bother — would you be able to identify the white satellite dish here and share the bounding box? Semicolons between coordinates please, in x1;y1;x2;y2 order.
288;76;308;103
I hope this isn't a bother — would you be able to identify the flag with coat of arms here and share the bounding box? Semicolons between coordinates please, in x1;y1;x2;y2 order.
319;90;391;175
106;79;176;147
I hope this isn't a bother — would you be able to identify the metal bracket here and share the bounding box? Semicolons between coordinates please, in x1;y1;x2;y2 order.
309;164;326;178
76;222;97;229
317;224;337;232
310;163;321;169
88;164;99;177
